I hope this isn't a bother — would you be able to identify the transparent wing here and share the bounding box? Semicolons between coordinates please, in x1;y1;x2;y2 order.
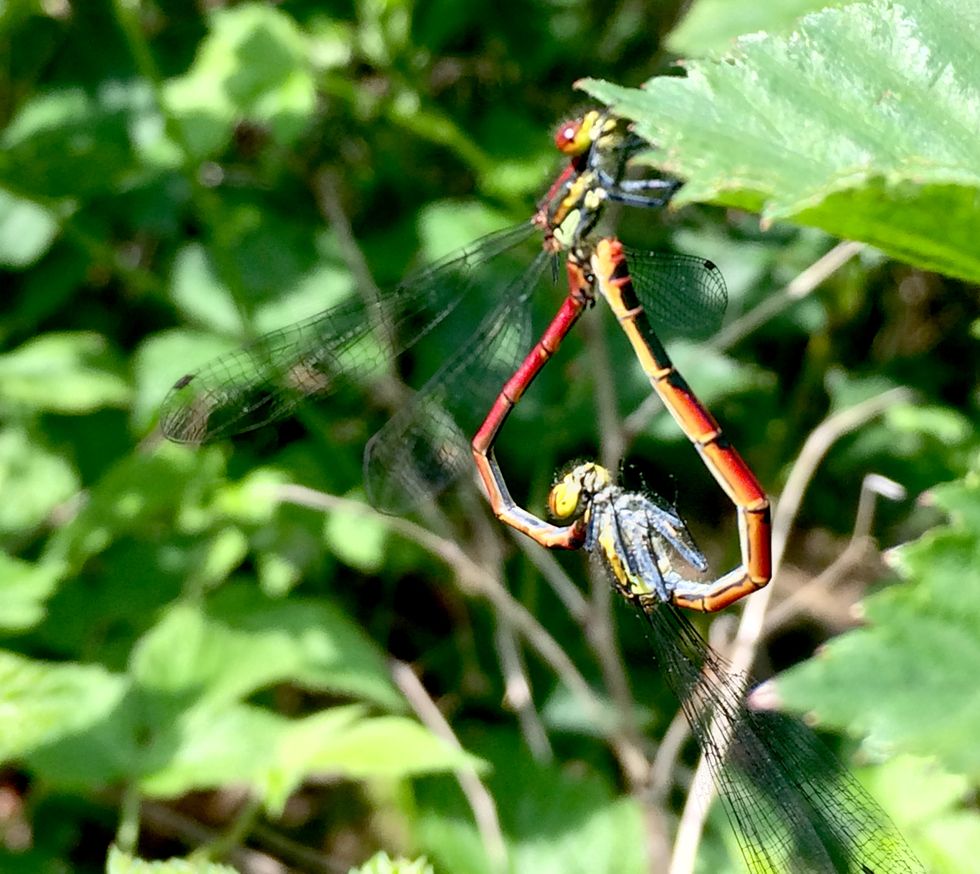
636;600;925;873
623;247;728;342
363;251;551;514
159;222;536;443
582;476;923;872
638;498;708;574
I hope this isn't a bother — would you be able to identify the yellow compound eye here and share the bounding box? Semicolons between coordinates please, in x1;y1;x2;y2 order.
548;477;582;519
548;461;612;519
553;111;600;156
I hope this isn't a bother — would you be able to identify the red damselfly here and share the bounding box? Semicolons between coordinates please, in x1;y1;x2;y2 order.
160;112;770;608
476;230;770;609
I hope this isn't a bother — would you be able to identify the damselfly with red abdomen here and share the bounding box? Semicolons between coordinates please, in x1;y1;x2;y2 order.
160;112;770;609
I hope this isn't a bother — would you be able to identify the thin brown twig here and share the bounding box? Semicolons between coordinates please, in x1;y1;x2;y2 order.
768;387;913;577
648;708;693;801
512;530;590;621
391;660;509;874
466;492;554;760
312;169;406;407
764;473;907;634
713;240;865;351
636;239;865;872
494;621;554;761
140;801;312;874
312;171;388;349
584;305;628;470
763;537;877;636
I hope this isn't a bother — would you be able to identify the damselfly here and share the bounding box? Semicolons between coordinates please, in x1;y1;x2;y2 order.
160;112;770;608
544;461;924;873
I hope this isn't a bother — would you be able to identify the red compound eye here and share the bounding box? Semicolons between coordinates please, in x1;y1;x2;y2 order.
554;119;584;155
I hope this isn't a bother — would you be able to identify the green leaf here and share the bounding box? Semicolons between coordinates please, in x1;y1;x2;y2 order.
255;548;303;596
164;3;315;158
0;332;130;414
136;701;297;799
42;445;228;572
168;243;241;335
137;700;480;811
582;0;980;282
0;84;143;198
324;490;389;573
166;224;339;337
252;708;484;813
0;651;133;781
884;404;976;449
0;188;59;268
824;367;901;413
107;845;239;873
297;714;485;780
668;0;847;56
130;586;402;711
774;471;980;777
0;424;79;536
250;706;366;812
0;552;62;632
350;852;435;874
861;755;980;873
210;468;284;526
417;200;515;262
415;731;646;874
250;235;353;334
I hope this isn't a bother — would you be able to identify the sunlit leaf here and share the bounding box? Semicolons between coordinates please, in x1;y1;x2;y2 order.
0;188;59;268
138;701;481;810
582;0;980;282
774;472;980;777
0;552;62;632
0;651;133;784
417;200;515;263
0;332;130;414
324;490;389;573
168;243;240;335
415;730;645;874
301;714;484;780
163;3;315;157
43;445;227;572
350;852;435;874
107;845;238;873
136;701;293;798
253;708;485;812
668;0;846;56
130;586;402;711
863;755;980;873
0;84;142;198
0;425;79;535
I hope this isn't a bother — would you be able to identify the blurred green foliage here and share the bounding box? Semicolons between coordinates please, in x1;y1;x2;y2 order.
350;852;434;874
0;0;977;872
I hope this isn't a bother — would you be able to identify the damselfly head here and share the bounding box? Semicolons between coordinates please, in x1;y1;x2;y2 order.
548;462;612;520
553;110;601;156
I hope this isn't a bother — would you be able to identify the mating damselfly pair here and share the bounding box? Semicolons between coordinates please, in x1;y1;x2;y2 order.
160;110;923;873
